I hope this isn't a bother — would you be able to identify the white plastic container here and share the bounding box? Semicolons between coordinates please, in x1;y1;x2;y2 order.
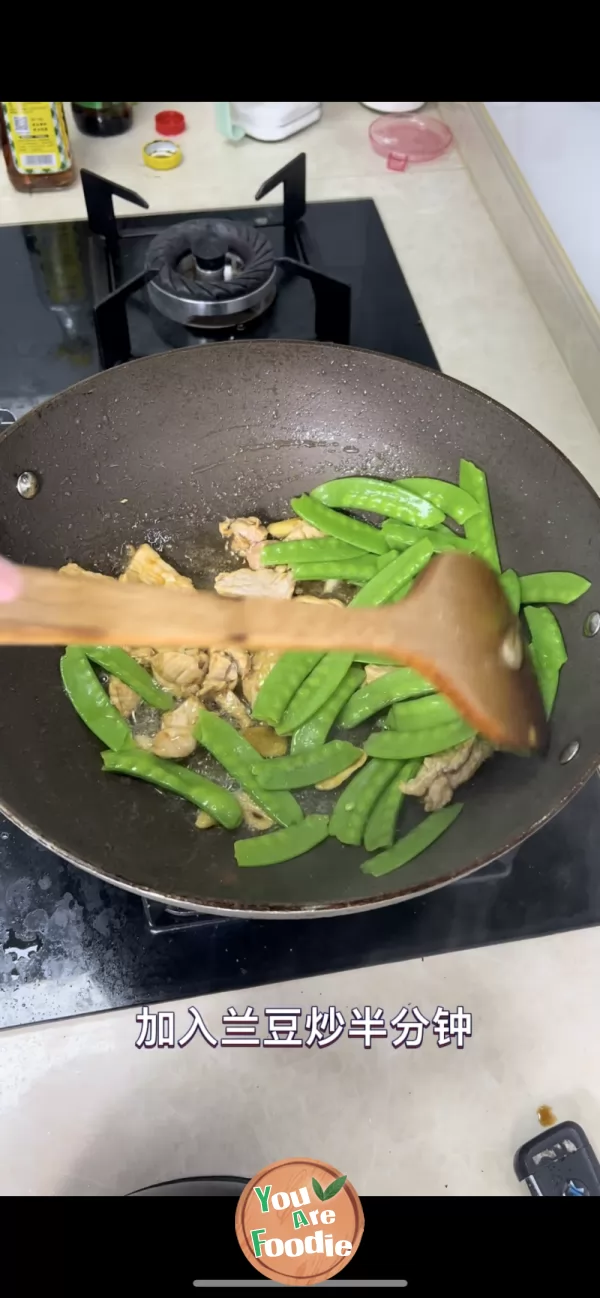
362;102;426;113
215;102;322;142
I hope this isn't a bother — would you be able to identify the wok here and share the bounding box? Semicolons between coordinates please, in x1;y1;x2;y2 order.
0;341;598;917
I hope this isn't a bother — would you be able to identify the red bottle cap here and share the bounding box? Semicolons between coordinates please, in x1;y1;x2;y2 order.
155;110;186;136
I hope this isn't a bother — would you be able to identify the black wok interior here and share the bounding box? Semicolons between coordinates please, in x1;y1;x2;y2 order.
0;341;599;916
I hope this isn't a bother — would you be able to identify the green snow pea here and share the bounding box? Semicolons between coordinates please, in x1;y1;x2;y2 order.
194;710;303;827
252;651;324;727
350;538;434;608
292;556;380;584
459;459;501;573
395;477;480;524
101;749;242;830
329;758;401;846
261;537;364;567
519;571;591;605
83;646;176;711
499;570;521;615
363;760;420;853
255;740;363;791
276;541;433;736
234;815;330;867
364;719;474;760
389;694;460;731
339;668;434;729
290;665;364;754
60;648;132;752
382;519;476;554
311;477;445;527
360;804;464;877
293;549;396;583
290;494;390;555
523;605;567;717
277;652;356;735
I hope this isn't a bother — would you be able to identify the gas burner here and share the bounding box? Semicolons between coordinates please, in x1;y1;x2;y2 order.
146;218;277;327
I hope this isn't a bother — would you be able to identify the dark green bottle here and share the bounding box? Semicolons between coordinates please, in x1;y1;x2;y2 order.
72;103;133;137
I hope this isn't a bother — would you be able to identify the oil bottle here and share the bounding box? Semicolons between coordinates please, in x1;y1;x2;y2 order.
1;101;75;191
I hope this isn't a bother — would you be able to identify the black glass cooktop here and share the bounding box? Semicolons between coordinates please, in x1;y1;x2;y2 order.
1;159;599;1029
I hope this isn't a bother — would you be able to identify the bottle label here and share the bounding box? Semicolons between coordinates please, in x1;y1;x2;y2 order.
1;102;72;175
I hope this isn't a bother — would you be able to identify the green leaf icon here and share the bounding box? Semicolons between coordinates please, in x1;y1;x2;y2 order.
323;1174;347;1200
312;1176;325;1201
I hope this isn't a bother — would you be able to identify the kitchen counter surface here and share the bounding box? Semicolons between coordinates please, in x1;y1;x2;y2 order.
1;101;599;1195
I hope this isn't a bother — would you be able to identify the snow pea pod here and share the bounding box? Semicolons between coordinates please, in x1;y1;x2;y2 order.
290;494;389;555
389;693;460;731
360;804;464;877
364;719;474;760
194;710;303;827
255;740;363;791
261;537;364;567
330;758;401;846
311;477;445;527
339;668;434;729
292;556;380;584
363;759;420;852
350;538;434;608
459;459;501;573
277;652;356;736
382;520;476;554
499;570;521;615
519;571;590;605
83;646;176;711
101;749;242;830
234;815;330;867
290;665;364;754
60;648;132;752
278;543;433;735
252;651;324;727
395;477;480;524
523;605;567;717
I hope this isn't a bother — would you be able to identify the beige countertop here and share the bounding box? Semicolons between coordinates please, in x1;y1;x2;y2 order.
1;100;599;1197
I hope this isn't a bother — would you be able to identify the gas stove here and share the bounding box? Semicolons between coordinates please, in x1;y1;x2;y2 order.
1;156;600;1029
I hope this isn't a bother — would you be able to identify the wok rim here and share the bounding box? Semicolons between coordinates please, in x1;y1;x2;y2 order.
1;338;599;918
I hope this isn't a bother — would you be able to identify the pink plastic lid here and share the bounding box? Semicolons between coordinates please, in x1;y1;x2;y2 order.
368;114;452;171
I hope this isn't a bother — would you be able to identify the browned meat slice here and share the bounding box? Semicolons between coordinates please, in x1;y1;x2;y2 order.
213;689;252;730
214;567;295;600
151;649;208;698
241;650;280;709
152;698;202;759
199;650;240;699
120;543;193;589
219;516;267;561
108;677;140;718
399;737;494;812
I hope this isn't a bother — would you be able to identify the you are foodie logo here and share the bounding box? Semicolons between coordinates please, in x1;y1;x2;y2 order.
235;1156;364;1286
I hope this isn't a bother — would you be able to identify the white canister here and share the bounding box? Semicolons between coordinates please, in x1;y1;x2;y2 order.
361;102;426;113
215;102;322;142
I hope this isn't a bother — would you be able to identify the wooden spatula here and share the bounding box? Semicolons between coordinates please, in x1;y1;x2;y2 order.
0;553;547;752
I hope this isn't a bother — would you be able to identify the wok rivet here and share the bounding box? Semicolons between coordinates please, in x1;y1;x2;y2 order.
16;471;39;499
559;739;580;764
583;611;600;637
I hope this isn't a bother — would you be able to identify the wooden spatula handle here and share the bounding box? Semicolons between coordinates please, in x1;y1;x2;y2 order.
0;566;406;656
